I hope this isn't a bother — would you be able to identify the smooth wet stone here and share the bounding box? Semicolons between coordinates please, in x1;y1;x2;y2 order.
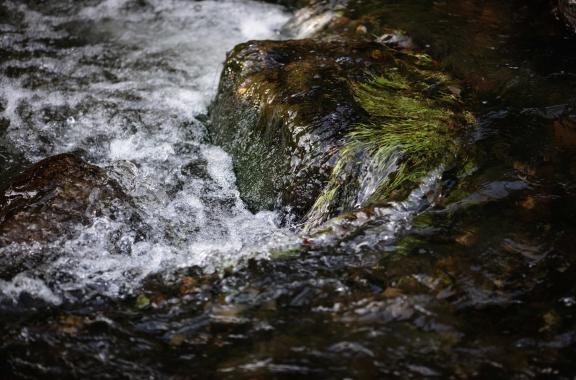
0;154;131;277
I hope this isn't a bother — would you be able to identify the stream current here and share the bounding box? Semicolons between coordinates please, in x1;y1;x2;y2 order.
1;1;576;378
0;0;296;303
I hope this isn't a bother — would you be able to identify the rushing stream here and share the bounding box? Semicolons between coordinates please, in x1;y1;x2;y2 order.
0;0;296;303
1;0;576;379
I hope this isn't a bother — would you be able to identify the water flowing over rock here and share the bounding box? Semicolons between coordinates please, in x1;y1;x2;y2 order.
1;1;576;379
0;153;135;278
0;0;296;299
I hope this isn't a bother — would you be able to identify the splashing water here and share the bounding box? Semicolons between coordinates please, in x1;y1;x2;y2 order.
0;0;297;303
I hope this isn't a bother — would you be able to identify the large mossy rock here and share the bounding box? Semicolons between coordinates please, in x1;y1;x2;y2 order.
210;35;472;228
211;38;384;219
0;154;132;277
208;0;476;229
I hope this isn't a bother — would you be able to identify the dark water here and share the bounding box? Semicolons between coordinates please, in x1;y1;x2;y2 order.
1;0;576;379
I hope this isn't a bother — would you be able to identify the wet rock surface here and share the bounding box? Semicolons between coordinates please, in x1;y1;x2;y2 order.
210;38;383;218
4;105;574;380
0;153;132;278
210;34;469;226
1;0;576;379
211;0;576;227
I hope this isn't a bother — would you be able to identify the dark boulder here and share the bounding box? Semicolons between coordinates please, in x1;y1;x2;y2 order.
210;38;384;219
210;38;471;228
0;153;133;278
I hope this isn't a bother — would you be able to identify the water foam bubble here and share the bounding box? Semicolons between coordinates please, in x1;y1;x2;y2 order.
0;0;297;304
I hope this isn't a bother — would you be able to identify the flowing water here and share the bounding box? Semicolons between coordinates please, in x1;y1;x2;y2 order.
0;0;297;303
1;0;576;379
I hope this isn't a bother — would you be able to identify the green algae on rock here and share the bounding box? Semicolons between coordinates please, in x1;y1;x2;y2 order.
209;38;383;218
305;54;475;228
210;34;473;227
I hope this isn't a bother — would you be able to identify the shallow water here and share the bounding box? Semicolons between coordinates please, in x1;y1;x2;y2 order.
0;0;297;303
1;0;576;379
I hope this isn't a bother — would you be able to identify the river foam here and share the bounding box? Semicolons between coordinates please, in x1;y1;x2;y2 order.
0;0;296;303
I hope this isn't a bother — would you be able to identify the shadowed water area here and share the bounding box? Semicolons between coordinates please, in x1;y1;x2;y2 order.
1;0;576;379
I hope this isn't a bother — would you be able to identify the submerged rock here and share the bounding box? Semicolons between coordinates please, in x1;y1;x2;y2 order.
0;154;132;277
210;36;472;227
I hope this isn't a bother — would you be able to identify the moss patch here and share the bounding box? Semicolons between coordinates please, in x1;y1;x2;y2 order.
305;52;474;228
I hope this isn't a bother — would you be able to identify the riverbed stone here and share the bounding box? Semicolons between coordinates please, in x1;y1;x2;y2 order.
0;154;132;277
210;36;471;227
210;38;379;219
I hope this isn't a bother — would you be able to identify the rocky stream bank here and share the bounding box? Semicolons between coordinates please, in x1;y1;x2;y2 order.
1;0;576;378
